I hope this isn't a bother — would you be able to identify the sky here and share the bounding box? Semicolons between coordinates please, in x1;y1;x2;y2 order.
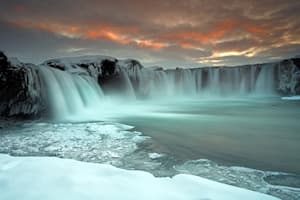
1;0;300;68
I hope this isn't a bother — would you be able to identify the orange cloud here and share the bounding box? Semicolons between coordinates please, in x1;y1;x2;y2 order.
85;24;139;44
159;20;237;45
9;20;135;43
8;18;268;54
242;23;268;36
135;40;168;49
9;20;81;38
86;30;130;44
8;19;169;50
154;19;269;53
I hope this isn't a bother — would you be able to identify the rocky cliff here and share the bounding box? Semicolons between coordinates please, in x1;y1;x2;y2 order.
0;53;44;117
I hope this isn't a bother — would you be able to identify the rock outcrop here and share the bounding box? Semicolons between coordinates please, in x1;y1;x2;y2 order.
0;52;44;117
277;58;300;95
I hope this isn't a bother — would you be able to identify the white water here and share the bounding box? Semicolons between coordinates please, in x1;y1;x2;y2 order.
37;63;278;120
121;64;278;98
38;67;104;120
255;66;276;96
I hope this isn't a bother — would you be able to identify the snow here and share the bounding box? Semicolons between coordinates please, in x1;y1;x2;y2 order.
281;96;300;100
7;57;22;67
41;55;116;74
43;55;116;67
0;154;279;200
148;152;164;159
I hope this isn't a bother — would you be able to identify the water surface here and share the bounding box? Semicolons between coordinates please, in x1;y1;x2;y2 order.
115;98;300;174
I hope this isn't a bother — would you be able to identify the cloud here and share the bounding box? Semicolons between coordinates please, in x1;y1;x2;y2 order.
0;0;300;67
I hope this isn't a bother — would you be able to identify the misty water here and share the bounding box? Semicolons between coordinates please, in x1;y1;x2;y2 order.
115;98;300;174
1;62;300;199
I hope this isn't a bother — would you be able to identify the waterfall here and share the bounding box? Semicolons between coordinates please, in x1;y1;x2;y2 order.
254;65;276;96
208;68;221;95
38;66;104;120
3;53;295;120
118;67;136;98
116;65;278;99
35;62;278;120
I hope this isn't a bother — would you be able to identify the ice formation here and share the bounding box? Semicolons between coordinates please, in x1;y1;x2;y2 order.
0;154;279;200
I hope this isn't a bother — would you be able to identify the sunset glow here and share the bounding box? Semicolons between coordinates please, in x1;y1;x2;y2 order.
1;0;300;67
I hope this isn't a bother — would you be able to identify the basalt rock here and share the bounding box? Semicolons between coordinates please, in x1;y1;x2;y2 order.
277;59;300;95
0;52;44;118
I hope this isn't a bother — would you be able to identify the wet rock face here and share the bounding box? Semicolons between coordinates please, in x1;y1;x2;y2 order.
0;52;8;67
0;52;43;118
292;58;300;70
291;59;300;94
98;59;126;94
101;59;116;76
277;59;300;95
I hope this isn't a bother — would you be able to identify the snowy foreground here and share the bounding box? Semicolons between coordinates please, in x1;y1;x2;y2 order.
0;154;279;200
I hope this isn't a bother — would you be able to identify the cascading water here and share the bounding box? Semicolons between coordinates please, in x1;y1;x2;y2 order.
118;67;136;98
38;66;104;120
254;65;276;96
36;61;278;120
119;65;278;98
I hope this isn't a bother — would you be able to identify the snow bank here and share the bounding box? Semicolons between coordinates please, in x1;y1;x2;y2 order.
0;154;279;200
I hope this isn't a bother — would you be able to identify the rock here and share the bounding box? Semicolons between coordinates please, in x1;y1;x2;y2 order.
45;61;66;71
277;59;300;95
101;59;117;76
97;59;127;94
0;52;44;118
0;51;9;67
291;58;300;70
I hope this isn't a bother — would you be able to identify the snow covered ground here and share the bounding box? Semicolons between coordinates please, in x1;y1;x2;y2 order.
0;154;279;200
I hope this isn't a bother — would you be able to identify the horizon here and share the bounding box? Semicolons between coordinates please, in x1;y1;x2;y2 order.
3;50;299;69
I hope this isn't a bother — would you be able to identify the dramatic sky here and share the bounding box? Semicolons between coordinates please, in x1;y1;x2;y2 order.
1;0;300;67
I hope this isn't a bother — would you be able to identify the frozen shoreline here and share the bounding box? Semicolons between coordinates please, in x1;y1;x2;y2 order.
0;119;300;199
0;154;279;200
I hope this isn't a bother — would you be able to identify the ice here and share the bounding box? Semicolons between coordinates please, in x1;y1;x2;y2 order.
281;96;300;100
148;152;164;159
42;55;116;73
175;159;300;200
0;122;146;166
0;154;279;200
